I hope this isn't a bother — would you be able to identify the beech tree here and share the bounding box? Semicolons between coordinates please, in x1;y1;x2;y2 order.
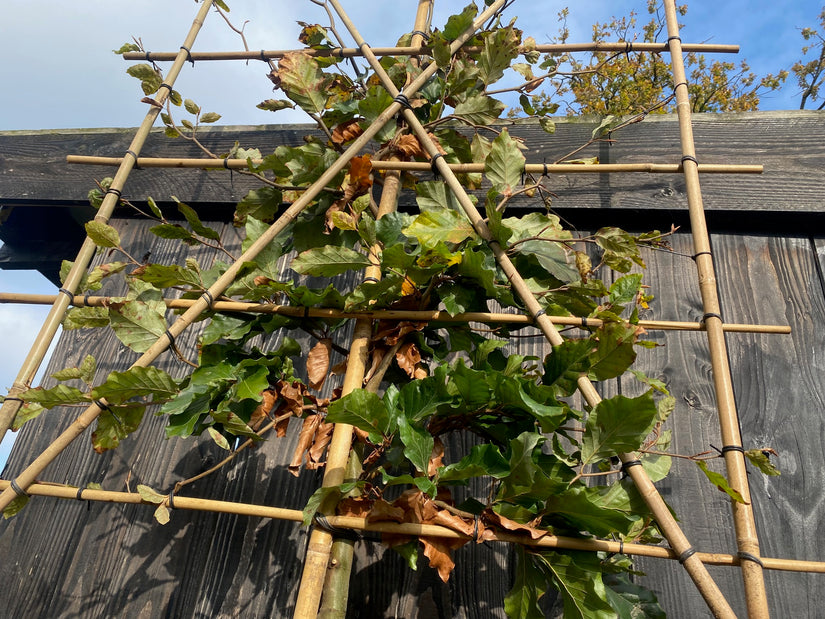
793;7;825;110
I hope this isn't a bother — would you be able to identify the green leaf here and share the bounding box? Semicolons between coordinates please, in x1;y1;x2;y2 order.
291;246;372;277
80;355;97;385
403;208;476;250
358;86;397;143
113;42;140;54
438;443;510;482
442;3;478;41
257;98;295;112
542;339;593;396
453;94;505;125
397;414;434;474
154;504;171;525
485;129;525;195
325;390;390;438
12;402;46;431
745;449;781;476
580;391;658;465
609;274;643;306
174;198;221;241
91;366;178;405
592;115;622;139
534;551;617;619
87;262;129;290
199;112;221;124
20;384;88;408
3;494;29;519
137;484;166;504
184;98;200;115
92;404;146;452
133;263;202;289
207;426;232;451
390;540;419;571
696;461;748;503
234;187;283;225
201;313;254;345
63;306;109;330
85;221;121;248
150;223;196;243
544;485;636;537
107;283;168;353
539;117;556;134
478;26;520;86
277;51;330;115
505;546;549;619
604;573;667;619
214;0;230;11
588;322;638;381
51;367;84;382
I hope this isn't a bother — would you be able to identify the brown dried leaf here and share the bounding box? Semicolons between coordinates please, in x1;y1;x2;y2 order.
428;437;445;477
331;118;364;145
413;366;428;380
306;421;334;469
430;509;475;538
253;275;275;286
395;342;421;378
421;536;461;582
363;347;386;385
337;497;373;518
482;510;548;541
343;154;373;201
276;379;306;417
396;134;426;159
250;389;277;431
366;498;406;524
288;414;323;476
307;338;332;390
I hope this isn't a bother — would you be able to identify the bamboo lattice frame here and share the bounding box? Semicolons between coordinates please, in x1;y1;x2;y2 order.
0;1;815;617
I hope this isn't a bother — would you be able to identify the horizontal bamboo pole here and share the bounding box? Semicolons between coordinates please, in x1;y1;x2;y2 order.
0;293;791;335
123;42;739;63
65;155;764;175
2;480;821;574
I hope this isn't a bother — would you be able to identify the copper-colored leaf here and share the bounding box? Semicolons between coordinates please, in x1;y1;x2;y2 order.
276;379;306;417
428;437;445;477
396;134;426;159
331;118;364;145
430;509;475;538
141;96;163;108
289;414;323;476
363;347;386;385
482;510;548;541
366;498;406;524
395;342;421;378
343;154;373;201
421;536;460;582
306;421;334;469
253;275;275;286
413;366;428;380
250;389;277;431
337;497;373;518
307;338;332;390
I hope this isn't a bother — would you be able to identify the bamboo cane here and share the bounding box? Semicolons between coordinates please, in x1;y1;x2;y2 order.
329;3;735;615
65;155;764;175
0;293;793;335
0;0;217;445
123;42;739;63
3;480;823;574
0;0;492;515
663;2;769;617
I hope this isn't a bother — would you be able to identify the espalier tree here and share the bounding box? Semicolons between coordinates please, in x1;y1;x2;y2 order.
8;2;779;617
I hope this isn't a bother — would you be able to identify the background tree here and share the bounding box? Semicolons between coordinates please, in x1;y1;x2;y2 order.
793;8;825;110
515;1;788;117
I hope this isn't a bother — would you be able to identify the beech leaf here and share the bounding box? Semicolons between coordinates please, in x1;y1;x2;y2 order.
291;246;372;277
696;461;748;503
485;129;525;195
307;338;332;390
580;391;658;466
85;221;121;248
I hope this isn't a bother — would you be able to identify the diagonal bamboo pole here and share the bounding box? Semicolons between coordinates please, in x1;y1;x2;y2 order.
65;155;764;175
4;479;824;574
328;2;735;615
0;292;792;334
0;0;217;445
123;41;739;63
663;2;769;617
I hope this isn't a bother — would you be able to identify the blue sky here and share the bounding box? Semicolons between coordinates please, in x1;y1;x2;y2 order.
0;0;822;467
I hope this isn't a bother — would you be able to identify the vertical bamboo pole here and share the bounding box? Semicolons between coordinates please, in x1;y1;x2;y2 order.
0;0;217;443
328;2;735;616
663;2;769;617
0;0;491;514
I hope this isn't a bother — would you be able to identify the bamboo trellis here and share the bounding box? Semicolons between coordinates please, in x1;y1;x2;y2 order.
0;1;818;617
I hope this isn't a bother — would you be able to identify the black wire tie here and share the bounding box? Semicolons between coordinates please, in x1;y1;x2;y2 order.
76;487;85;501
411;30;431;41
618;540;625;555
393;92;412;110
83;292;93;307
105;187;122;198
167;491;175;510
581;317;589;327
126;150;141;169
534;309;546;319
667;36;682;43
158;83;172;93
314;514;360;541
621;460;642;475
2;396;23;403
542;162;549;177
473;514;480;542
304;306;310;318
678;546;697;564
93;399;111;412
165;330;176;348
430;153;445;178
738;551;765;568
674;81;688;91
681;155;698;166
201;290;214;308
722;445;746;454
10;480;28;497
180;45;195;66
691;251;712;261
363;276;380;284
701;312;723;324
58;288;74;301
